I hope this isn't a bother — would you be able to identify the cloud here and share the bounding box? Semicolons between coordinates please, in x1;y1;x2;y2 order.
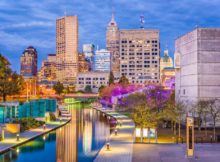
0;21;54;30
1;0;220;72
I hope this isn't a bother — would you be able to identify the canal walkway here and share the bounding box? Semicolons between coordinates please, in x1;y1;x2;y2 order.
93;106;135;162
0;120;69;154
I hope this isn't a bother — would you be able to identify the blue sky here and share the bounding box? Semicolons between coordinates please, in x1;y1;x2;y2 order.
1;0;220;72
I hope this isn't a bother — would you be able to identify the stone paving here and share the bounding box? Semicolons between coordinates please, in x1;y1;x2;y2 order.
0;120;68;154
93;107;135;162
132;143;220;162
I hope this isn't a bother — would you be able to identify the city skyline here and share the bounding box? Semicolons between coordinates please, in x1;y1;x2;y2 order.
1;0;220;72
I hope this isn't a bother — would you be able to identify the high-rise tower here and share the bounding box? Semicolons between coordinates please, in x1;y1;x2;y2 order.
106;12;120;76
20;46;38;76
56;16;78;85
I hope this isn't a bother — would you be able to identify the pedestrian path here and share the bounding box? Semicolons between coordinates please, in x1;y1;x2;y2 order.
93;107;135;162
0;120;69;154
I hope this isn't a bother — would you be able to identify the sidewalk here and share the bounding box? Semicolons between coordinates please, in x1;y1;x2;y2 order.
0;120;69;154
93;107;135;162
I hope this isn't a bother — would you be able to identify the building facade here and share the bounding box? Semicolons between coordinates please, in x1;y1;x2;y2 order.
38;54;56;83
119;29;160;84
106;14;120;76
175;28;220;103
93;49;111;72
20;46;38;76
78;54;90;73
56;16;78;85
83;44;95;71
76;72;109;93
160;50;175;89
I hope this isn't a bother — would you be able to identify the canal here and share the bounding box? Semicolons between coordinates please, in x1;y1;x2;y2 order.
0;104;111;162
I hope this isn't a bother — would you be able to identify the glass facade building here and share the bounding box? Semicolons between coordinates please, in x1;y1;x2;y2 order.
0;99;56;123
93;49;111;72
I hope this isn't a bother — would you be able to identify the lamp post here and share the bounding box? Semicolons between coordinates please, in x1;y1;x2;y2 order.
43;124;46;130
106;142;110;151
16;134;20;141
114;129;118;136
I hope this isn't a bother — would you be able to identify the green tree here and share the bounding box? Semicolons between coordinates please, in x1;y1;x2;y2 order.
109;71;114;85
119;75;129;85
132;103;160;142
98;85;105;94
0;54;24;101
53;81;64;95
84;85;92;93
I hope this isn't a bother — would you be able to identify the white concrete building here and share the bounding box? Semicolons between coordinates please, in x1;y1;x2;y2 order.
175;28;220;103
76;72;109;93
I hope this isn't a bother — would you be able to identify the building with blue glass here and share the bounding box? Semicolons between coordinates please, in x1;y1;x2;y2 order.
93;49;111;72
0;99;56;123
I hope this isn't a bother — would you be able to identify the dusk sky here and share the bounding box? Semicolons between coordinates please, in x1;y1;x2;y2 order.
1;0;220;72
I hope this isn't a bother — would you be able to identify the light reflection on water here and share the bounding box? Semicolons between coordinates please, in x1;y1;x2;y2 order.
0;104;110;162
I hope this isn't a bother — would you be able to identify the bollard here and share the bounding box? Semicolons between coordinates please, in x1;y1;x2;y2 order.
120;122;122;127
43;124;46;130
106;142;110;150
115;129;118;136
16;134;20;141
59;118;62;123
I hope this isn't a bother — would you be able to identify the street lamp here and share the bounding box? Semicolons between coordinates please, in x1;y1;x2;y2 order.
16;134;20;141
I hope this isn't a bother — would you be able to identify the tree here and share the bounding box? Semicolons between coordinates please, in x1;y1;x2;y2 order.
109;71;114;85
0;54;24;101
98;85;106;94
208;99;220;141
132;102;160;142
195;100;209;134
53;81;64;95
119;75;129;85
84;85;92;93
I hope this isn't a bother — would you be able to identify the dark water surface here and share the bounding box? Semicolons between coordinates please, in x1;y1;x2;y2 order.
0;105;110;162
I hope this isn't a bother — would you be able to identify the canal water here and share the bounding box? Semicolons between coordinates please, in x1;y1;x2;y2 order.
0;104;110;162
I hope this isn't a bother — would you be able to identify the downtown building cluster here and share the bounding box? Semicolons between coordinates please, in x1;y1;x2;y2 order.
20;14;175;94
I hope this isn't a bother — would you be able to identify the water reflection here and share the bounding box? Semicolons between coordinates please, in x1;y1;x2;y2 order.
0;105;110;162
56;107;110;162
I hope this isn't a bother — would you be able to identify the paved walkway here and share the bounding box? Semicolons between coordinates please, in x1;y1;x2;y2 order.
93;107;135;162
0;120;68;153
132;143;220;162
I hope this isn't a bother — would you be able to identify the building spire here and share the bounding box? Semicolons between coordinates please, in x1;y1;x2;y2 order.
108;0;117;26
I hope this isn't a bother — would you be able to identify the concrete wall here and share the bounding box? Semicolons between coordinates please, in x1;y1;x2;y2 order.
175;28;220;104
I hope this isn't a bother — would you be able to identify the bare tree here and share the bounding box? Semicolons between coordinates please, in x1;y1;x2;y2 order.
195;100;209;133
208;99;220;141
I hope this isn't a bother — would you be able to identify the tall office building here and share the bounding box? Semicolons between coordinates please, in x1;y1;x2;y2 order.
93;49;111;72
20;46;38;76
106;13;120;75
120;29;160;84
56;16;78;85
175;28;220;103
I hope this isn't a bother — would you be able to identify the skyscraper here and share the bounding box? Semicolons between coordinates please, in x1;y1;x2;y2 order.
119;29;160;84
106;13;120;76
20;46;38;76
56;16;78;85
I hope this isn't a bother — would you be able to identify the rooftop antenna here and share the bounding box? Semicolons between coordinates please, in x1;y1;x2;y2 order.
140;15;145;29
